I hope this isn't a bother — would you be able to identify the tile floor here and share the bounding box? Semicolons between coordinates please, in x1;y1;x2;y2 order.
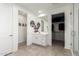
8;41;72;56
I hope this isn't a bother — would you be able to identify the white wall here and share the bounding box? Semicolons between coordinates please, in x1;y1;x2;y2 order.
47;4;73;49
40;16;49;33
27;13;44;45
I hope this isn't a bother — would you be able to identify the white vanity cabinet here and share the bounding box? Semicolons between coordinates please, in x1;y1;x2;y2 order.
32;33;48;46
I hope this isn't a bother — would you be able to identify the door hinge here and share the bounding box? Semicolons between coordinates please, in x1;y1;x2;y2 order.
70;43;72;46
70;12;72;15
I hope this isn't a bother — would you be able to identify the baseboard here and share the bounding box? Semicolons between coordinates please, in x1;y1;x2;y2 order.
64;47;74;56
32;43;47;47
4;52;13;56
70;49;74;56
73;50;79;56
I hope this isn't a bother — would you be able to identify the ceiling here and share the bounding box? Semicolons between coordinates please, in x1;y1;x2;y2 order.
17;3;70;16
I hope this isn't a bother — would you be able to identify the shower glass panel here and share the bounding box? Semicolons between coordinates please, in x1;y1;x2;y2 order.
73;3;79;56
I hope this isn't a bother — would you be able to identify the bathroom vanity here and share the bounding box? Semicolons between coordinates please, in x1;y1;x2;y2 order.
32;33;48;46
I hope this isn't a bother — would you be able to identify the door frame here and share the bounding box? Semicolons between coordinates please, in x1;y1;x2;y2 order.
13;5;27;51
73;3;79;55
51;12;65;48
49;5;73;49
18;9;27;47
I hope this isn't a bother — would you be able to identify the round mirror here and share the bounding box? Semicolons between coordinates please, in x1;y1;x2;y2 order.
37;22;40;29
30;20;35;27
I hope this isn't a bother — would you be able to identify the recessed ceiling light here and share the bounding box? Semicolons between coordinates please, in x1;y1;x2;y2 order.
38;13;47;17
38;10;42;13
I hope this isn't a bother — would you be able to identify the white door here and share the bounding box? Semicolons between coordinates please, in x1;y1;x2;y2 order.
73;3;79;55
0;4;13;55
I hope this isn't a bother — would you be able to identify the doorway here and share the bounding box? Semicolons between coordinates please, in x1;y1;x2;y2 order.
18;10;27;47
52;13;65;48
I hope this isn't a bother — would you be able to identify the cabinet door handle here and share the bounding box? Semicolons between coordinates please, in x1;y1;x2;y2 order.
35;37;38;39
9;35;13;37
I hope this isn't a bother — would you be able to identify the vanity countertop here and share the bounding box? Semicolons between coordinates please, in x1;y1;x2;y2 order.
32;32;48;35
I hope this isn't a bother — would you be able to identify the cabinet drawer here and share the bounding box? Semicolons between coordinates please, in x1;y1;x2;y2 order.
32;34;47;46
